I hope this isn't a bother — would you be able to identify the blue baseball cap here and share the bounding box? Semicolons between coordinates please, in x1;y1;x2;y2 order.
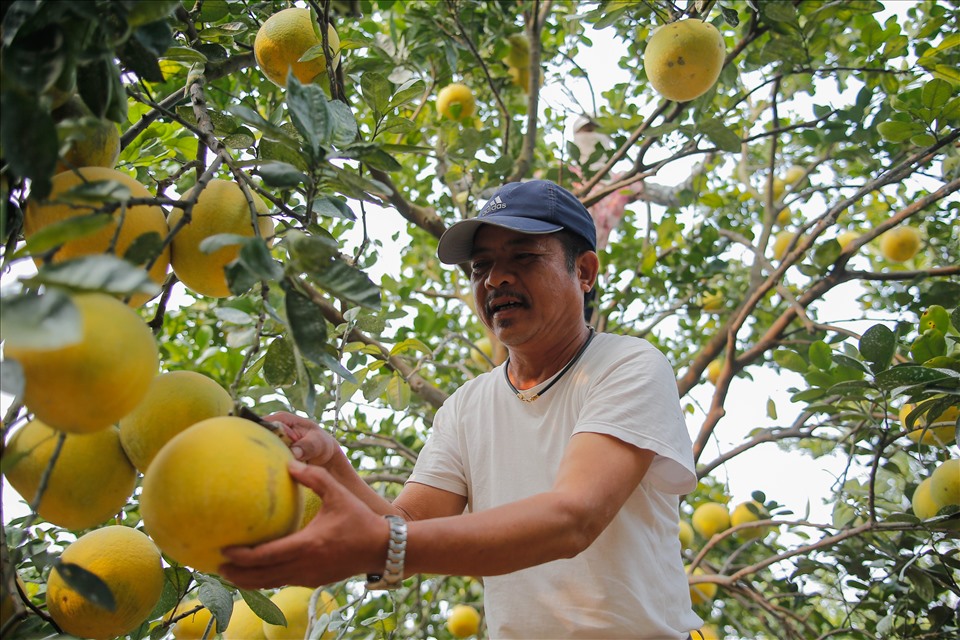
437;180;597;264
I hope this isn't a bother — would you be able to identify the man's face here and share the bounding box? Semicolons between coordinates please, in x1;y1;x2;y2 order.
469;225;587;348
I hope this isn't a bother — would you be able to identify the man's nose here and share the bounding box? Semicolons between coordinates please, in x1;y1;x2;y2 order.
484;261;516;288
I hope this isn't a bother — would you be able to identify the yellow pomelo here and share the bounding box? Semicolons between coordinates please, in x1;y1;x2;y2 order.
678;519;694;550
298;486;324;530
46;526;164;640
503;33;530;68
168;178;274;298
446;603;481;638
140;417;301;573
24;167;170;307
784;166;806;185
470;336;494;370
837;231;860;251
3;293;159;434
691;502;730;539
879;226;921;263
773;230;800;261
901;403;957;446
912;476;940;520
775;207;792;226
119;370;234;472
700;290;724;313
254;8;340;87
929;459;960;509
643;18;725;102
693;624;721;640
730;500;769;540
687;566;717;606
224;598;267;640
706;360;722;385
167;598;213;639
263;587;337;640
437;83;476;122
55;98;121;172
4;419;136;530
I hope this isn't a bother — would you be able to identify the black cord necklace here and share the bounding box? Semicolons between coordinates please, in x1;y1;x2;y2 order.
503;327;596;402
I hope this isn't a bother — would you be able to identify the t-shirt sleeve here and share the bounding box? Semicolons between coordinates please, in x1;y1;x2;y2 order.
406;401;469;496
573;341;697;495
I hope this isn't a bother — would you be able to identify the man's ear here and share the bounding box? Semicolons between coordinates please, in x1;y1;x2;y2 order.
577;251;601;292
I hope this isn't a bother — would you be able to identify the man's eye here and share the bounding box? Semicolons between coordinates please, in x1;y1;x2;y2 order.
471;262;489;274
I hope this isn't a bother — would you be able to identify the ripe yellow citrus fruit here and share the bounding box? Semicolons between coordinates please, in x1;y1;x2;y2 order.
298;486;324;530
167;598;213;639
687;566;717;606
701;290;724;313
4;419;136;530
503;33;530;68
446;604;482;638
912;476;940;520
140;416;301;574
46;525;164;640
929;459;960;509
773;230;799;261
3;292;159;434
54;98;121;172
168;178;275;298
879;226;921;263
784;166;806;185
119;370;234;472
901;403;957;446
691;502;730;539
643;18;725;102
437;83;476;122
837;231;860;251
693;624;721;640
224;597;267;640
678;519;695;550
775;206;792;226
730;500;769;540
263;587;337;640
254;8;340;87
24;167;170;307
706;360;722;385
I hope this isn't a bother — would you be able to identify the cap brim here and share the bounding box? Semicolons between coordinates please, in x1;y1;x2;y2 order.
437;216;563;264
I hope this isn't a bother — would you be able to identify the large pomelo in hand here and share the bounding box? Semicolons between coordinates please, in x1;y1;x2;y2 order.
24;167;170;307
140;417;302;574
46;526;164;640
3;292;159;434
643;18;725;102
4;419;136;530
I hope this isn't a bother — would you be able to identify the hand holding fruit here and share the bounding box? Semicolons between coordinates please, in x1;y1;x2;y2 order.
219;461;391;590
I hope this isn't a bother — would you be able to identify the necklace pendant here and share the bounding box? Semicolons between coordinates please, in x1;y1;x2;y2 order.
517;392;539;403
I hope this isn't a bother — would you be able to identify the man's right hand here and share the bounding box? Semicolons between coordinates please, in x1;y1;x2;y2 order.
266;411;341;468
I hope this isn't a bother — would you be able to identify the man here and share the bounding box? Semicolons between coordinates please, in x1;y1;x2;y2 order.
221;179;702;639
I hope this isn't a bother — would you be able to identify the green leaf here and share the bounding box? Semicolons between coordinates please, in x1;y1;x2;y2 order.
311;196;355;221
921;78;954;112
26;255;160;298
258;161;309;189
328;99;359;147
919;305;950;332
54;560;116;612
20;213;113;258
762;1;797;22
774;349;808;373
699;119;741;152
239;589;287;626
360;71;392;117
809;341;833;371
238;238;284;282
228;105;300;146
310;257;381;311
0;91;57;198
264;337;297;387
859;324;896;369
385;372;410;410
877;120;924;143
874;366;953;390
196;574;233;632
389;338;432;358
282;280;329;366
287;76;333;159
387;78;426;111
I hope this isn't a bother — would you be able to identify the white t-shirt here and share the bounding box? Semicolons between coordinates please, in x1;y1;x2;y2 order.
408;332;703;639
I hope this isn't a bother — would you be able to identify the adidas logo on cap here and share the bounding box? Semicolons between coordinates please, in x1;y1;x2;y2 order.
479;195;506;216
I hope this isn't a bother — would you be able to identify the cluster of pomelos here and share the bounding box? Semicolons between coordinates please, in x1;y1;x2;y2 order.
1;6;342;638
